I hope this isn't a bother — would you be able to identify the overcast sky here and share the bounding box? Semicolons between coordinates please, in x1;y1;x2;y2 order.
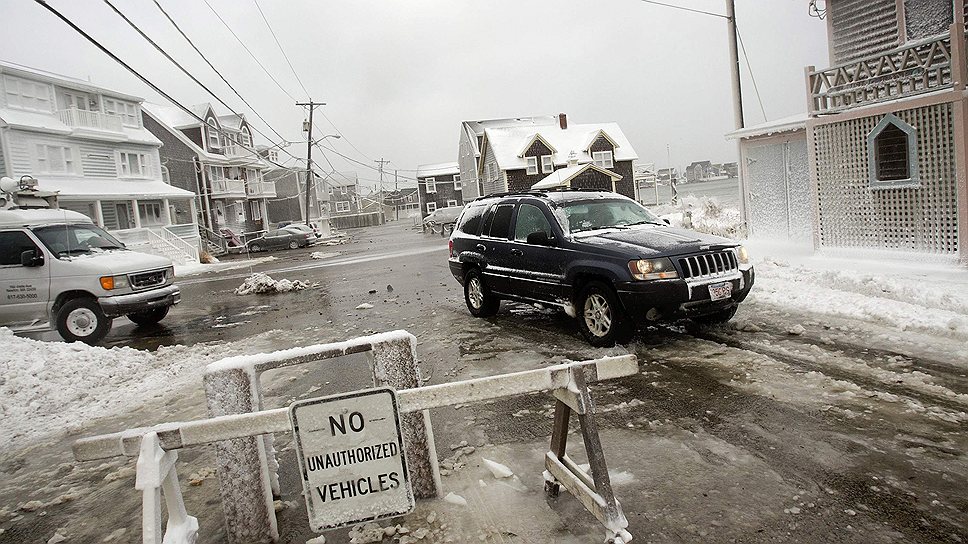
0;0;828;190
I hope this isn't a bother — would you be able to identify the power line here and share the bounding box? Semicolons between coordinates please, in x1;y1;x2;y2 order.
29;0;285;169
252;0;311;100
637;0;727;19
201;0;296;101
735;25;769;123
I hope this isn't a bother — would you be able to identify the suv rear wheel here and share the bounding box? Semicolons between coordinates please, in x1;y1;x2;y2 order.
464;269;499;317
576;281;633;347
57;297;113;345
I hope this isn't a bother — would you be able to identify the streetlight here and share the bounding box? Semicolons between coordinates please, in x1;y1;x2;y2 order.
313;134;340;146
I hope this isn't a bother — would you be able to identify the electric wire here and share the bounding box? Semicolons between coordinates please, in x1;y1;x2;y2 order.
252;0;311;100
638;0;727;19
735;25;769;123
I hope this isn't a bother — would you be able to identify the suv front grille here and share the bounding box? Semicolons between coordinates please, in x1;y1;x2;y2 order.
129;270;166;290
678;251;738;280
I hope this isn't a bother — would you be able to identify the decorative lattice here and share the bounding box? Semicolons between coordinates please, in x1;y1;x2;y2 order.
813;101;959;255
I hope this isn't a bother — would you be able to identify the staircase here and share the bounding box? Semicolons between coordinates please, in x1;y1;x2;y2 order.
112;226;202;266
200;226;229;257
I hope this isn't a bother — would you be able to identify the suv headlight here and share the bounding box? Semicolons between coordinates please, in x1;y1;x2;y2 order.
99;274;130;290
735;245;750;265
628;258;678;280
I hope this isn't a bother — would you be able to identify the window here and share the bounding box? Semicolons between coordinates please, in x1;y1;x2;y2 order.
526;156;539;175
207;118;220;149
208;165;225;181
447;199;458;207
103;99;139;127
336;201;350;212
426;177;436;193
328;186;334;195
458;203;487;234
160;166;170;184
249;201;262;220
514;203;554;242
240;127;251;147
119;152;151;178
268;150;278;162
867;113;919;188
453;174;461;189
541;155;554;174
0;231;39;266
592;151;614;168
487;204;514;239
426;202;437;213
35;144;76;174
138;202;165;226
340;186;347;195
3;75;52;112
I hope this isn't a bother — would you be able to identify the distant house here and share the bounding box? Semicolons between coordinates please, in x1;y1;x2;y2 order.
655;168;680;183
458;116;558;200
685;161;712;182
381;187;420;220
143;102;275;253
416;162;463;217
0;61;199;263
723;162;738;177
263;166;330;231
475;113;637;198
324;172;360;216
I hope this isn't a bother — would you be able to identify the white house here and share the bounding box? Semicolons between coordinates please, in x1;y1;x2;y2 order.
0;61;199;264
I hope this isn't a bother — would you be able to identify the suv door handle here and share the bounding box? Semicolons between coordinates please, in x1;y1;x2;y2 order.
476;244;486;252
510;248;523;256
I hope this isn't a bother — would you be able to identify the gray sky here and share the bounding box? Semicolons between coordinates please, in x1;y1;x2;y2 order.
0;0;828;190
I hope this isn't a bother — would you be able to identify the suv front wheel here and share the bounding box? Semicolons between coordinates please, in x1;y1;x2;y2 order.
576;281;633;347
464;268;500;317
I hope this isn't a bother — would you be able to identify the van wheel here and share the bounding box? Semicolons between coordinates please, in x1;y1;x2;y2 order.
464;269;499;317
128;306;170;326
57;298;112;345
576;281;633;347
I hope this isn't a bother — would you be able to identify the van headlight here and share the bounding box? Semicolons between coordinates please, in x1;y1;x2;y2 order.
628;258;678;280
165;266;175;282
99;275;129;290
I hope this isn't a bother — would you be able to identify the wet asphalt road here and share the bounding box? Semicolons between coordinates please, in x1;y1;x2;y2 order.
1;220;966;543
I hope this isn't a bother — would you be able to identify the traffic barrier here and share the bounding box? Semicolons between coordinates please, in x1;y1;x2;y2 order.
73;338;638;544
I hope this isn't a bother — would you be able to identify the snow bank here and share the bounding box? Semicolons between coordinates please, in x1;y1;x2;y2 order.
0;329;265;448
655;195;744;239
235;272;309;295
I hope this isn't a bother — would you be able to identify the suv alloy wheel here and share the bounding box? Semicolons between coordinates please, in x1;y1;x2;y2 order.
463;268;500;317
576;281;633;347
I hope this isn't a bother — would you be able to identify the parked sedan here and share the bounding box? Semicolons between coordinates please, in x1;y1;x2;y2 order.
246;229;313;252
282;223;320;239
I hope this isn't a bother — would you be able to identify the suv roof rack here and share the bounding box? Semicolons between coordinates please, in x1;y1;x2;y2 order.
470;188;614;203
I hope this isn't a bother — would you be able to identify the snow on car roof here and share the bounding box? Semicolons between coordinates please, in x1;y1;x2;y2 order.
0;207;92;228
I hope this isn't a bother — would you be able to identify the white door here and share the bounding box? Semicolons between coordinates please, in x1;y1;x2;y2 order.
64;92;90;110
0;230;52;329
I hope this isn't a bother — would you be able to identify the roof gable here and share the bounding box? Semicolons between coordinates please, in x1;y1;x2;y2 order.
484;122;637;171
583;129;619;152
517;134;557;157
531;163;623;190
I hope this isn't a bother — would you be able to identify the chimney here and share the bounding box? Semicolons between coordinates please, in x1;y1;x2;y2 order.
558;113;567;130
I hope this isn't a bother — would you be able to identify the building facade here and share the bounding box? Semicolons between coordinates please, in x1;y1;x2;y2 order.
458;116;558;200
415;162;463;217
0;61;199;263
475;114;638;199
263;166;331;231
142;102;275;252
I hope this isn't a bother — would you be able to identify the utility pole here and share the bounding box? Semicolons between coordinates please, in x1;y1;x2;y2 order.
725;0;748;226
375;157;390;221
297;101;325;224
394;169;399;220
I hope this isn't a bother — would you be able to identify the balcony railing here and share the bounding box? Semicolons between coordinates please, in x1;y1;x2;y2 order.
211;179;246;197
246;180;276;198
807;32;956;115
58;107;123;132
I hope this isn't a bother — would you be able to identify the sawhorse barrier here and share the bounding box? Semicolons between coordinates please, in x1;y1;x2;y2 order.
73;334;638;544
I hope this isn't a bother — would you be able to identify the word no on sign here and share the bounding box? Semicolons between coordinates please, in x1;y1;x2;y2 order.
289;387;414;532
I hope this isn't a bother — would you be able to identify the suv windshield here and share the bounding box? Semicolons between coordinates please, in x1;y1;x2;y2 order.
32;224;125;258
558;199;663;233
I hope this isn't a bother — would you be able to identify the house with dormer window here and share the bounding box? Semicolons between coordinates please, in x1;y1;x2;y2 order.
0;61;200;264
474;114;637;199
142;102;275;253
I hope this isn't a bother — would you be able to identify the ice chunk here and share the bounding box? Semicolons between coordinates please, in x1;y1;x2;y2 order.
235;273;308;295
443;492;467;506
482;458;513;478
356;303;375;310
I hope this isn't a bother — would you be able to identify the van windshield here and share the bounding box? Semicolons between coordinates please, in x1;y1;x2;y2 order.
32;224;125;258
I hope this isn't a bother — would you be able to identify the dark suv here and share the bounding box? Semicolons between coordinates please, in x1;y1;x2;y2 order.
448;191;754;346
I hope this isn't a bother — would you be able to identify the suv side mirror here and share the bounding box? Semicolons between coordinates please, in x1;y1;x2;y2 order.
21;249;44;267
662;218;671;225
526;231;555;246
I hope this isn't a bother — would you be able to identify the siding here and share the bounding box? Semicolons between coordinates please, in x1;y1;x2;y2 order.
480;143;503;196
417;173;463;217
5;129;160;180
143;113;202;227
0;132;7;177
458;129;480;200
813;102;958;254
903;0;953;40
829;0;898;64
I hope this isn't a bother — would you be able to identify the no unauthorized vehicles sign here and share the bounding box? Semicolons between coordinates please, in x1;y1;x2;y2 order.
290;387;414;532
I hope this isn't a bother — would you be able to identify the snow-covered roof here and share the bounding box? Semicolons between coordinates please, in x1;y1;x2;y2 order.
218;113;245;131
416;162;459;178
324;171;358;187
461;116;558;158
144;102;202;130
484;122;638;171
725;112;808;140
0;107;163;146
0;208;92;228
0;60;143;102
531;163;623;190
39;177;195;200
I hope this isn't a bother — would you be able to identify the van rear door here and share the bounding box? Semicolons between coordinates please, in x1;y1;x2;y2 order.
0;230;52;329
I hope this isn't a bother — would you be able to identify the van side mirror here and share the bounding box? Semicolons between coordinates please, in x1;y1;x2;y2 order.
21;249;44;267
526;231;555;246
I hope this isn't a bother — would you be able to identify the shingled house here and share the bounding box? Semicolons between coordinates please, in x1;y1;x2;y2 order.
416;161;463;217
476;114;637;198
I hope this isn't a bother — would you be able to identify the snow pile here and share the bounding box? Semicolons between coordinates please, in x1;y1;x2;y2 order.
310;251;328;260
234;272;309;295
0;329;260;447
655;195;744;239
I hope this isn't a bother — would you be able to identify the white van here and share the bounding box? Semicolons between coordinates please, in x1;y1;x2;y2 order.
0;207;180;344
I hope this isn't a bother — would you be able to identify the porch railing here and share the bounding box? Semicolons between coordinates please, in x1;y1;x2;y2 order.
245;180;276;198
210;179;246;196
57;107;124;132
807;31;956;115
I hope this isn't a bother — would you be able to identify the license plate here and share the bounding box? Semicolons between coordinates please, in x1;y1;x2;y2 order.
708;281;732;301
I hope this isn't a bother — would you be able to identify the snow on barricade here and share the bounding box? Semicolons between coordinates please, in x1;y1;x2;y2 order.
234;272;309;295
0;328;258;448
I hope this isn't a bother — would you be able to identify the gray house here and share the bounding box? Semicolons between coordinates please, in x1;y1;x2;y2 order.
416;162;463;218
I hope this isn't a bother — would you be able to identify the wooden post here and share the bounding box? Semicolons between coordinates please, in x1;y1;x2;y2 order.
949;24;968;265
